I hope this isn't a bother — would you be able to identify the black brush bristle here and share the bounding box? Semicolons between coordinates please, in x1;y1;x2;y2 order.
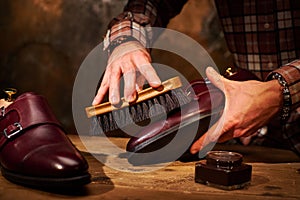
142;102;149;120
136;104;143;122
92;88;191;135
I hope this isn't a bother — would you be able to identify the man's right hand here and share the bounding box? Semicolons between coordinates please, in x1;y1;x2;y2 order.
92;41;161;106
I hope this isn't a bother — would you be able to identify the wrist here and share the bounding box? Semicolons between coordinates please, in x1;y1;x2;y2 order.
107;35;138;55
103;20;149;55
107;41;150;65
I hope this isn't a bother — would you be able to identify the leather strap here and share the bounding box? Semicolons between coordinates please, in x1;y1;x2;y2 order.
0;93;62;149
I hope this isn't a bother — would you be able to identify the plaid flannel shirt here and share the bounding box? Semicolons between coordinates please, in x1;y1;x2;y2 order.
103;0;300;155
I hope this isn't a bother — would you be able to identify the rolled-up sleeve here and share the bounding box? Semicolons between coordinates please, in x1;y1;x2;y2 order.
103;0;188;51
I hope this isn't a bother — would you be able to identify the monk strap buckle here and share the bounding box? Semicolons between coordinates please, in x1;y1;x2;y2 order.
3;122;23;139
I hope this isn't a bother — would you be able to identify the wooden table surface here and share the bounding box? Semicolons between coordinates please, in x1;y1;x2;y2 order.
0;135;299;200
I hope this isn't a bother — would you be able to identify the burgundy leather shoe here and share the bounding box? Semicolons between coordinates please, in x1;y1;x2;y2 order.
126;68;259;164
126;80;224;164
0;92;90;188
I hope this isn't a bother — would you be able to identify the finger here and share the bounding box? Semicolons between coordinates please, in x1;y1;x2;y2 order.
136;74;146;92
133;55;161;88
0;99;12;108
92;68;111;105
109;64;122;105
217;129;234;143
239;128;260;145
138;63;161;87
122;61;137;103
206;67;226;91
190;132;207;154
240;136;252;146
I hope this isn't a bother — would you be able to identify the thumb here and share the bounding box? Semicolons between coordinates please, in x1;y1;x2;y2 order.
206;67;226;91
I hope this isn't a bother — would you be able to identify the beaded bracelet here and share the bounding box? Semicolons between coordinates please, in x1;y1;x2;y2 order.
268;72;291;123
107;35;137;55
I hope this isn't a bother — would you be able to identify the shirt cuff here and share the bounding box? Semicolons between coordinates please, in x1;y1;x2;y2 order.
103;13;153;54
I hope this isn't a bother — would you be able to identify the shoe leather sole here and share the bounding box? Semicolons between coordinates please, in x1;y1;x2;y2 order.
1;165;91;188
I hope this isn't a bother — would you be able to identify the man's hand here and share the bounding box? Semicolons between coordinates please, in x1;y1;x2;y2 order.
190;67;283;154
92;41;161;105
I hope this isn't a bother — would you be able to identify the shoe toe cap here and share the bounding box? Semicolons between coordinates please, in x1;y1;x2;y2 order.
22;143;89;177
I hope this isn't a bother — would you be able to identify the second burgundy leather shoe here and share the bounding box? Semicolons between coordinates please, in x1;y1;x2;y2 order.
0;92;91;188
126;80;224;164
126;68;259;164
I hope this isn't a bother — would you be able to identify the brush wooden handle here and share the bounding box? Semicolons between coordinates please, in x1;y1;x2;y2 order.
85;76;182;118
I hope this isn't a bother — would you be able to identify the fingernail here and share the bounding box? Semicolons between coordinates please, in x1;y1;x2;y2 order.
207;67;216;74
208;67;222;83
191;148;198;154
111;96;118;105
126;94;136;103
92;99;97;105
150;80;161;87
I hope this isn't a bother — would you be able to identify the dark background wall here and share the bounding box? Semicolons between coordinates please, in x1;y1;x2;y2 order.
0;0;232;133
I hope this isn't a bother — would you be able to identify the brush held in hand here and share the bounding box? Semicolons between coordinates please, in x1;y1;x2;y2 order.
86;76;192;135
